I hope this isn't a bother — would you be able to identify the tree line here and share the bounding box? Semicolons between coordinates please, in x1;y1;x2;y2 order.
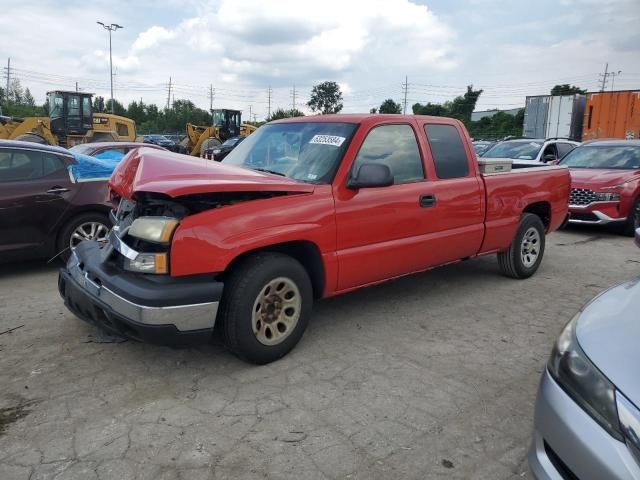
1;77;586;140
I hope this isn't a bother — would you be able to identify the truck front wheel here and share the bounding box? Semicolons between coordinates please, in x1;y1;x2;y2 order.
219;252;313;364
497;213;546;279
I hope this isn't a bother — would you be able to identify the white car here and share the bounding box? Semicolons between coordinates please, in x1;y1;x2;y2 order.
482;138;580;166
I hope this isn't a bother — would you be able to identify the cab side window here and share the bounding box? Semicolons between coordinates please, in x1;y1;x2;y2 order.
424;124;470;179
352;124;424;185
556;142;575;159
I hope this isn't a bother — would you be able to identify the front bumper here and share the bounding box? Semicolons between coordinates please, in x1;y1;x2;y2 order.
568;204;627;225
528;370;640;480
58;241;223;345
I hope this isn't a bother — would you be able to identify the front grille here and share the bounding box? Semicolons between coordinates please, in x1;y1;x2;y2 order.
570;212;599;222
570;188;598;206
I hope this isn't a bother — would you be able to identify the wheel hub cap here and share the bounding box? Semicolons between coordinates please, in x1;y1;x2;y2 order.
252;277;301;346
70;222;109;250
521;227;540;267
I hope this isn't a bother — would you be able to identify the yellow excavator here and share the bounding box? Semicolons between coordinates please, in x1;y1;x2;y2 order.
183;108;257;156
0;90;136;147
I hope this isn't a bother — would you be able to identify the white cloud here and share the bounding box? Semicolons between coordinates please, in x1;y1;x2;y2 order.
132;26;176;51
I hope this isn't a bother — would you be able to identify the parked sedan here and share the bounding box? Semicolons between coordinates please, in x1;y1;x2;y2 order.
472;140;496;157
143;134;180;152
560;140;640;235
70;141;166;161
202;136;245;161
483;138;579;165
529;228;640;480
0;140;113;263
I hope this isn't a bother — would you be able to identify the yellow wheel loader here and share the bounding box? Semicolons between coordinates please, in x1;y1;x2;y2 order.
183;109;257;156
0;90;136;147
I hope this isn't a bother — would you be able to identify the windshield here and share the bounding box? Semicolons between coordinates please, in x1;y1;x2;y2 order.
483;140;543;160
48;93;64;119
559;145;640;169
473;143;493;155
222;122;357;184
69;144;95;154
222;137;241;147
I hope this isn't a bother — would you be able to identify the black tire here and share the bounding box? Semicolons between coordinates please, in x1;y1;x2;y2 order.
56;212;110;262
14;133;50;145
497;213;546;279
219;252;313;364
621;196;640;237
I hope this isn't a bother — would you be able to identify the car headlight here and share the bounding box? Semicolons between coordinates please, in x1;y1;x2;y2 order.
129;217;179;244
548;315;623;441
124;253;168;274
594;192;621;202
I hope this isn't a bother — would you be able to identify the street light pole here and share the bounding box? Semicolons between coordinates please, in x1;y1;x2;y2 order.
97;21;123;114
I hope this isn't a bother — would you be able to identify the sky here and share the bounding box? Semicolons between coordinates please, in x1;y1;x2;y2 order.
0;0;639;120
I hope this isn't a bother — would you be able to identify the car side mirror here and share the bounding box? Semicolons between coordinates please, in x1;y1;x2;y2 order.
542;153;556;163
347;163;394;189
635;228;640;249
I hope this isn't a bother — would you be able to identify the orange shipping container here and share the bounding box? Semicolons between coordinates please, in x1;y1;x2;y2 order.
582;90;640;141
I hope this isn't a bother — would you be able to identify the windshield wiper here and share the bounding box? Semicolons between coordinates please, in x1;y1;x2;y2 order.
251;167;287;177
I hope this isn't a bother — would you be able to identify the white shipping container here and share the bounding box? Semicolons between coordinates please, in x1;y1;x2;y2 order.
545;95;586;139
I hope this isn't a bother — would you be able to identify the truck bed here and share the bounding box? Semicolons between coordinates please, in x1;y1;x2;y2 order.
480;165;570;254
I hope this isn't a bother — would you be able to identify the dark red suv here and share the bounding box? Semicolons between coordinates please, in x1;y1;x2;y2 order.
0;140;112;263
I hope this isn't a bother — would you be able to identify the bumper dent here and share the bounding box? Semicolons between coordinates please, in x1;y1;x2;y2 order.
59;241;223;344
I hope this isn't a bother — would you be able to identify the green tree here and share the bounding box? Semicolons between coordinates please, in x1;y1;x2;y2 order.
307;81;343;114
94;96;106;113
369;107;377;114
266;107;305;122
446;85;483;123
466;109;525;140
9;78;24;104
412;102;448;116
378;98;402;114
550;84;586;95
105;98;126;116
23;88;35;107
126;100;147;125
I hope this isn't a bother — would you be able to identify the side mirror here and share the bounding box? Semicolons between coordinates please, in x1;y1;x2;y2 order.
347;163;394;189
542;153;556;163
635;228;640;249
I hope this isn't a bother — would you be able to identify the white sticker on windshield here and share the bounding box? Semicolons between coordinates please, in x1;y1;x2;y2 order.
309;134;346;147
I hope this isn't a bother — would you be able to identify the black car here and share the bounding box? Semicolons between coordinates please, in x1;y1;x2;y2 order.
143;134;181;152
203;136;245;161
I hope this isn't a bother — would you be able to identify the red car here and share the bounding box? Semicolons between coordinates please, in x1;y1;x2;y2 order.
59;115;570;363
561;140;640;235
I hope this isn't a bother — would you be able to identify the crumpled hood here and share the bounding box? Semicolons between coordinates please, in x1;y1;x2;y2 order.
569;168;640;189
109;147;314;199
576;277;640;404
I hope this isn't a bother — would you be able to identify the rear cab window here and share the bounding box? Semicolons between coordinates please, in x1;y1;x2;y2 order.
424;124;470;179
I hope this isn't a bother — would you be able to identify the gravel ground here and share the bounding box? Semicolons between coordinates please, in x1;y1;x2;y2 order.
1;225;638;480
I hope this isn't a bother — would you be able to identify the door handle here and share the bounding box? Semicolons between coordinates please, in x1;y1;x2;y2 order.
419;194;436;208
47;186;70;194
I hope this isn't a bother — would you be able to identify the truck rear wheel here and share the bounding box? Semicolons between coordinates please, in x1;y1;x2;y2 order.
497;213;546;279
219;252;313;364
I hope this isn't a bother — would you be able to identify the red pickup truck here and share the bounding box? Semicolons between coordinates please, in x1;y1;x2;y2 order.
59;115;570;364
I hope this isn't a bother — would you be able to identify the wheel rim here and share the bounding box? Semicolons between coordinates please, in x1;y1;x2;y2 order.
633;202;640;229
520;227;541;267
252;277;301;346
70;222;109;250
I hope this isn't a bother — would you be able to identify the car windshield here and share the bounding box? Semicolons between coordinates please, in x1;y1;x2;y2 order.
69;144;95;154
473;143;493;155
222;122;358;184
559;145;640;169
483;140;543;160
222;137;240;147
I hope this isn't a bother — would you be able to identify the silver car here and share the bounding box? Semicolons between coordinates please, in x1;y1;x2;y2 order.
529;228;640;479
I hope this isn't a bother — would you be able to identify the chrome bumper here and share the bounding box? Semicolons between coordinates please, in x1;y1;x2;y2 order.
568;209;627;225
67;252;219;332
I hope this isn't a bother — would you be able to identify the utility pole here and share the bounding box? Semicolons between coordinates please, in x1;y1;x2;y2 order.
209;84;215;111
4;57;11;104
97;22;123;114
291;85;296;111
166;76;172;109
249;104;252;122
75;81;78;92
267;86;272;119
609;70;622;92
402;76;408;114
598;63;609;92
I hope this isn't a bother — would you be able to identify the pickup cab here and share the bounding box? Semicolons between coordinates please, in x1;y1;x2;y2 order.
58;115;570;364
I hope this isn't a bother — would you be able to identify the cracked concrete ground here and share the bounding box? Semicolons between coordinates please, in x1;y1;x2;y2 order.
1;225;639;480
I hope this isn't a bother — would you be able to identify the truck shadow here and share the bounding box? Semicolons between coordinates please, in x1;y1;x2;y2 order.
0;259;61;280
